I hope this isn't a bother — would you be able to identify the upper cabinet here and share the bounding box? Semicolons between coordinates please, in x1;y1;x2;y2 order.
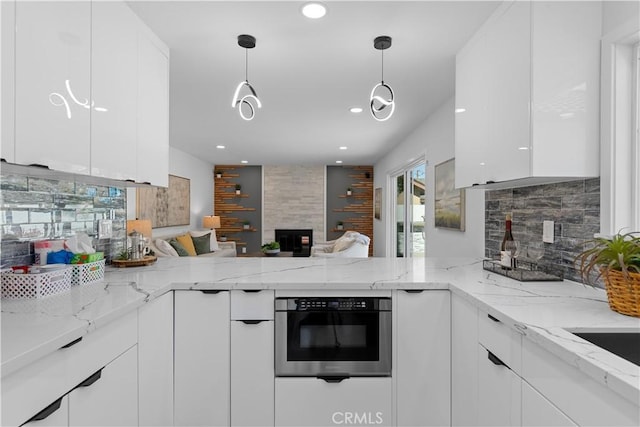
3;0;169;186
455;1;601;189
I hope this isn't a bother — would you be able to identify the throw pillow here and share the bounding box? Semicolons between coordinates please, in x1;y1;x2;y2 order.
155;239;179;257
190;229;220;251
168;238;190;257
333;235;355;253
176;233;197;256
191;233;212;255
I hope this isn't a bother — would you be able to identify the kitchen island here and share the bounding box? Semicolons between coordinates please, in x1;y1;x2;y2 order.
2;257;639;426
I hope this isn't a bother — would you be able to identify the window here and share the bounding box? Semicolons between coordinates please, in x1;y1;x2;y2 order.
600;23;640;235
389;160;426;258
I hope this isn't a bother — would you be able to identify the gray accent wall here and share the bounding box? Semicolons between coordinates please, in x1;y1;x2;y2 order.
1;173;127;266
263;165;325;244
485;178;600;283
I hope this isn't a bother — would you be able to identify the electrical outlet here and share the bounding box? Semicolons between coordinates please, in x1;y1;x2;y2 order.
543;220;554;243
242;247;247;254
98;220;113;239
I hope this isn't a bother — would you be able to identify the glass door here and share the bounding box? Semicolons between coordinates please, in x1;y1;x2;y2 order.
392;162;426;257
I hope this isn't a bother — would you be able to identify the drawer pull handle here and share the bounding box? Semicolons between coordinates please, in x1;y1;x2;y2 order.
76;369;102;388
242;289;262;293
240;320;265;324
403;289;424;293
28;397;63;422
318;375;350;383
60;336;82;349
487;350;506;367
487;314;500;323
201;290;222;294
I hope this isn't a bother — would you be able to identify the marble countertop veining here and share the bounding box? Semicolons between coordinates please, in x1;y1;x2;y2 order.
2;257;639;406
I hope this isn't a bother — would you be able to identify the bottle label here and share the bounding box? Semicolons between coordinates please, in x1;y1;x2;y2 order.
500;251;512;268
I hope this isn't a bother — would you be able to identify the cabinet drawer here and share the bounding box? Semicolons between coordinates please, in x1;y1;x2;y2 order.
2;310;137;427
231;290;274;320
478;311;521;373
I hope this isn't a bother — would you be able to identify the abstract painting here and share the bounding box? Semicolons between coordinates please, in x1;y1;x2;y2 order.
434;159;465;231
137;175;190;228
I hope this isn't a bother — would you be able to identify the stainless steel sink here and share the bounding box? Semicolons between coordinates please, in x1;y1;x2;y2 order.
571;331;640;366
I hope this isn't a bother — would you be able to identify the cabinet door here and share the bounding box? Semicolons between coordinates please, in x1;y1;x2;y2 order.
68;345;138;427
522;380;576;426
485;0;531;183
174;290;230;427
22;395;69;427
454;30;489;188
275;377;393;427
1;0;15;163
14;1;91;174
395;290;450;426
451;294;479;426
90;0;138;181
231;320;274;426
138;292;174;426
477;344;521;426
137;24;169;187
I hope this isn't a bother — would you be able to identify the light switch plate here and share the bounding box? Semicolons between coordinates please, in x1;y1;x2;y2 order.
543;220;554;243
98;220;113;239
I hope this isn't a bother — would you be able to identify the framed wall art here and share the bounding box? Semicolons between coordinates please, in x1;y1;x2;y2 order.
374;187;382;220
136;174;190;228
434;158;465;231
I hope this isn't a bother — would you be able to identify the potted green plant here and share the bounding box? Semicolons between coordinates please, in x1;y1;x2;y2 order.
219;234;227;242
215;170;223;178
575;231;640;317
336;221;344;231
261;241;280;256
346;187;352;196
235;184;242;195
242;220;251;230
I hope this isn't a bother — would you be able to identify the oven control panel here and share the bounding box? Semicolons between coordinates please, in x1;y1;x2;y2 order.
276;297;391;311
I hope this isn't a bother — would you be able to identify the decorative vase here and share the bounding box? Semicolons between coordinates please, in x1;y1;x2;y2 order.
236;190;241;195
263;249;280;257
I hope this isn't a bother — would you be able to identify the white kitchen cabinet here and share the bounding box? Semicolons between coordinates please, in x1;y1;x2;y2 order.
21;395;69;427
90;0;138;181
455;1;601;188
275;377;393;426
136;22;169;187
231;320;275;426
451;294;479;427
138;292;174;426
14;0;91;175
521;380;576;426
1;0;15;163
174;290;230;427
477;343;521;426
68;344;138;427
395;290;450;426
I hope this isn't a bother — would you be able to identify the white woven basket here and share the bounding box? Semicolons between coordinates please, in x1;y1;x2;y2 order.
71;260;105;286
1;267;72;299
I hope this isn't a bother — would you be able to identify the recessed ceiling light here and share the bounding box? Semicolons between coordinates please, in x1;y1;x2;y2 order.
241;160;249;164
336;160;343;164
339;146;348;150
216;145;226;149
455;108;466;113
350;107;363;114
518;146;529;150
302;2;327;19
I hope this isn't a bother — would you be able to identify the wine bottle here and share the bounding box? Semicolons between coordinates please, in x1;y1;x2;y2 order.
500;214;514;268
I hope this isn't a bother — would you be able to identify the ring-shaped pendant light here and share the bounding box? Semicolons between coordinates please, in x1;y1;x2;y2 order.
370;36;395;122
231;34;261;121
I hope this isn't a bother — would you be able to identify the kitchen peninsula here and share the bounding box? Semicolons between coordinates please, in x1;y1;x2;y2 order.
2;257;639;427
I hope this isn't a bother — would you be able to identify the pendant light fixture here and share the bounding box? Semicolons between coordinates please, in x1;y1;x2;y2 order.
369;35;395;122
231;34;261;121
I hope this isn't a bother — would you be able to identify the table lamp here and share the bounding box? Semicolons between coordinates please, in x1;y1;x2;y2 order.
202;215;221;230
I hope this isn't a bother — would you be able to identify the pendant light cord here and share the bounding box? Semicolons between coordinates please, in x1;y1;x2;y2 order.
381;48;384;84
245;48;249;82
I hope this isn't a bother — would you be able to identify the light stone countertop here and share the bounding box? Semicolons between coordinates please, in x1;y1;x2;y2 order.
2;257;639;407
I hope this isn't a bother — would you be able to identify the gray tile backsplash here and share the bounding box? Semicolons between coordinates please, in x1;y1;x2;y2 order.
485;178;600;283
1;174;127;267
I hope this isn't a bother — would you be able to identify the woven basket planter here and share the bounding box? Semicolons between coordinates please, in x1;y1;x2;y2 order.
603;269;640;318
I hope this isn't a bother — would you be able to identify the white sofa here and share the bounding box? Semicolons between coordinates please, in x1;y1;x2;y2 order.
310;231;370;258
149;230;237;258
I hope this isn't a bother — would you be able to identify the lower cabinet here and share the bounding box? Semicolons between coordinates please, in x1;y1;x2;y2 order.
451;294;479;426
395;290;450;426
68;345;138;426
477;344;521;426
275;377;393;426
174;290;230;427
521;380;576;426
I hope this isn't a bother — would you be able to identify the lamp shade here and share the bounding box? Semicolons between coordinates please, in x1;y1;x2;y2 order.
203;215;221;229
126;219;152;239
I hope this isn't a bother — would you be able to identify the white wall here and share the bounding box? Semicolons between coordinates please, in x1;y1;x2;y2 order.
373;97;485;258
127;146;214;238
603;0;639;35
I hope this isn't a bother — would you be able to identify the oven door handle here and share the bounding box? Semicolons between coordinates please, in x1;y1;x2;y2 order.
317;375;350;383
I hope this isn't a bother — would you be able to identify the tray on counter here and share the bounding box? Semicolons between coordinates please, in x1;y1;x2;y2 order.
483;259;563;282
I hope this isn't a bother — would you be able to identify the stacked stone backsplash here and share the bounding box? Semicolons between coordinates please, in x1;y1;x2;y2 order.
485;178;600;283
0;173;127;267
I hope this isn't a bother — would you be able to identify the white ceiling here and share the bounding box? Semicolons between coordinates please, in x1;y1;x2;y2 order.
127;1;500;166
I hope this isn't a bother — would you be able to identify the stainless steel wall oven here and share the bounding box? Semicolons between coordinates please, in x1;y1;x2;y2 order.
275;297;392;379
